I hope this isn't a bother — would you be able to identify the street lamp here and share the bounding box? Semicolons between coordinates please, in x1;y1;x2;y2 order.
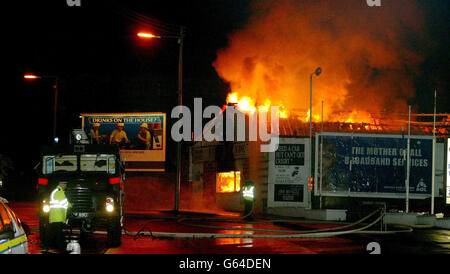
309;67;321;208
137;32;161;39
137;27;185;212
24;74;59;142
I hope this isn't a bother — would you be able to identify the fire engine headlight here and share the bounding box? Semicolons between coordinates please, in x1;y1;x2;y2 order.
105;198;114;212
106;204;114;212
42;200;50;213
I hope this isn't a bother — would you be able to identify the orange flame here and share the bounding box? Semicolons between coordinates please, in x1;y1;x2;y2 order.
226;90;384;126
216;171;241;193
215;1;424;129
226;91;290;118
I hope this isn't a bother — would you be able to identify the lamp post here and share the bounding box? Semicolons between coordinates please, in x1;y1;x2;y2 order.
24;74;59;142
137;26;185;212
309;67;321;208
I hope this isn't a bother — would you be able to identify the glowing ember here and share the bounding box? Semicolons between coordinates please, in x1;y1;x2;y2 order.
216;171;241;193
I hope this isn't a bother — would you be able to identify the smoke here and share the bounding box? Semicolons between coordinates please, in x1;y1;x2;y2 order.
213;0;425;120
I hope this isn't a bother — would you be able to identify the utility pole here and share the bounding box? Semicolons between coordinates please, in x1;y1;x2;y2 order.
53;78;59;141
431;90;437;214
174;26;185;212
309;67;321;209
136;27;186;212
406;105;411;213
319;101;324;209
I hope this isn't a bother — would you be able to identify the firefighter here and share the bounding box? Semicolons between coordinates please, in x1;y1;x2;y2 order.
45;181;70;252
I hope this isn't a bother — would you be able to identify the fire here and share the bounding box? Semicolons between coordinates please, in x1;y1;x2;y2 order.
226;90;385;125
226;91;290;118
304;109;321;123
237;96;257;114
216;171;241;193
227;92;239;104
214;0;425;131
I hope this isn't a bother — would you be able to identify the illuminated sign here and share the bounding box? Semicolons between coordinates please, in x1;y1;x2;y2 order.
81;112;166;172
268;137;310;208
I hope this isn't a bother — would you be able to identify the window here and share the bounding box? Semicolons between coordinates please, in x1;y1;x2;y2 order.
43;155;77;174
80;154;116;174
43;154;117;174
4;204;22;231
216;171;241;193
0;203;12;233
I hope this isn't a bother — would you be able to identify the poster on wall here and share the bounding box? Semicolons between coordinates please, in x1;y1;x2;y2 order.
316;132;433;199
268;138;310;207
81;112;166;172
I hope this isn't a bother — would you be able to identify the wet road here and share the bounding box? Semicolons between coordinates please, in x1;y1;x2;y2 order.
8;201;450;255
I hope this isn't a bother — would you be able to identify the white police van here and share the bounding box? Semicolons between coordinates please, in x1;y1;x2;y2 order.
0;197;28;254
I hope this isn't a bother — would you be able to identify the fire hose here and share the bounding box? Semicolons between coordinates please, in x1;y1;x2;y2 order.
110;206;413;240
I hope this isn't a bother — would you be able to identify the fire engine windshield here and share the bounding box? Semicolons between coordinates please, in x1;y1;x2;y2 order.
43;154;116;174
43;155;77;173
80;154;116;173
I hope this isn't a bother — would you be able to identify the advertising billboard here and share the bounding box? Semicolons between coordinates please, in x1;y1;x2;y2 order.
268;138;310;207
81;113;166;172
315;132;433;199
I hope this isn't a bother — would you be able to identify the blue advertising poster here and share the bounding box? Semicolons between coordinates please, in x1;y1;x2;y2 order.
81;113;166;172
319;133;432;197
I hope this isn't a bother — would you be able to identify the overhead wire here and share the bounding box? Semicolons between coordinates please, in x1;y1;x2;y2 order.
111;3;182;36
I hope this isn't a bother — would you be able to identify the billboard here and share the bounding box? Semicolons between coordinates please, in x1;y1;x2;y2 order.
268;138;310;207
81;113;166;172
315;132;433;199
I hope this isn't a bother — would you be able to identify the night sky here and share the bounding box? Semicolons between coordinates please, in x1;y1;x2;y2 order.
1;0;448;198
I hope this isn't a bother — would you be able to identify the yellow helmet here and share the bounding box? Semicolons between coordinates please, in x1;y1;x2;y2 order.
140;123;148;129
93;123;100;127
117;123;124;127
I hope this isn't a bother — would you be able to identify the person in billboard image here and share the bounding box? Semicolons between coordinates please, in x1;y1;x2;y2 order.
89;123;107;144
134;123;151;150
110;123;129;148
321;139;351;192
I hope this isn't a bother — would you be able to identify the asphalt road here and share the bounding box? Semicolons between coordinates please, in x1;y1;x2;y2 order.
7;201;450;255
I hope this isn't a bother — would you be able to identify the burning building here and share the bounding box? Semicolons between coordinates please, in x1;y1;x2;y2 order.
189;107;447;219
189;0;448;219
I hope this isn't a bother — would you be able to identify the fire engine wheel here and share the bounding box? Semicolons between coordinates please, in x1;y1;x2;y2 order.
80;230;90;244
107;218;122;248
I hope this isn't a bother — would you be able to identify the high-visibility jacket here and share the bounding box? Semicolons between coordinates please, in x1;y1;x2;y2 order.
49;185;69;223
